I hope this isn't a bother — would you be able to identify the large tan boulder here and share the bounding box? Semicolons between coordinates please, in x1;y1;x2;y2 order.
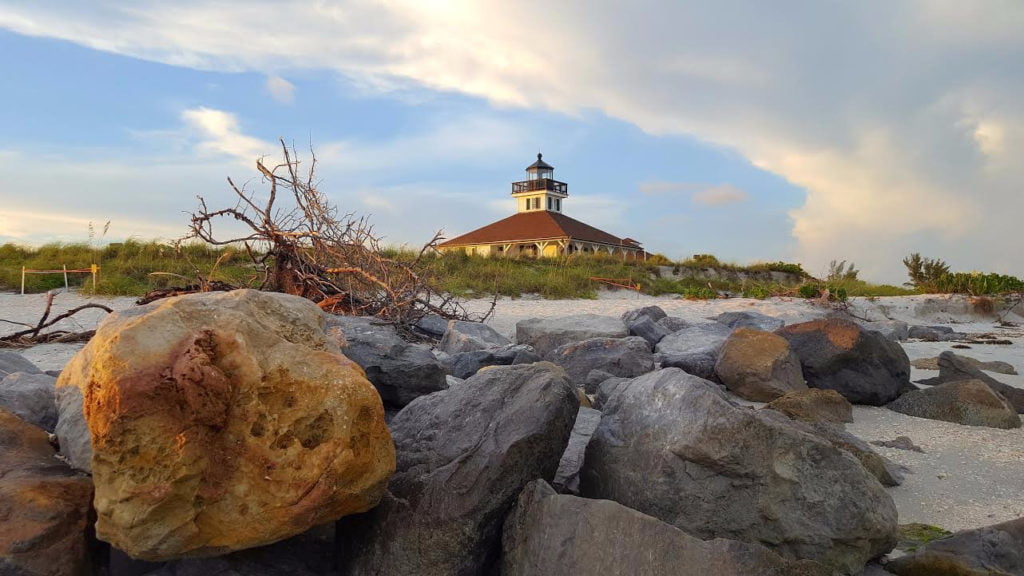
714;328;806;402
56;290;395;561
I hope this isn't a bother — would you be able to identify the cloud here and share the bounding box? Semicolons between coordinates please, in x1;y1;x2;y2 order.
637;181;695;197
181;107;274;163
692;184;749;206
265;75;295;104
2;2;1024;279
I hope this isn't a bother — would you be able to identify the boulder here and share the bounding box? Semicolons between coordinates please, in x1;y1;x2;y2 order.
552;407;602;494
765;388;854;424
908;325;965;342
0;371;58;431
0;350;42;378
516;314;628;357
580;368;897;574
886;516;1024;576
55;384;91;472
627;316;673;347
714;328;806;402
777;317;912;405
622;305;668;326
438;320;511;355
715;310;785;332
887;379;1021;429
593;376;631;410
413;314;449;339
502;480;831;576
546;336;654;392
0;408;93;576
56;290;396;560
326;315;447;407
917;351;1024;412
445;344;539;380
336;362;579;576
855;319;909;342
657;316;690;332
655;322;732;380
794;420;905;487
911;354;1017;375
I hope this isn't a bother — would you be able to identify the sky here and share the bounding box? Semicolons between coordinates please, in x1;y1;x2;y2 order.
0;2;1021;284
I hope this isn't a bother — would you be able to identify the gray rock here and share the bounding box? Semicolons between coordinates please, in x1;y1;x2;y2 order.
870;436;925;453
764;388;854;424
917;351;1024;412
714;327;806;402
516;314;628;357
628;316;673;347
621;305;668;326
445;344;539;379
552;407;602;495
654;322;733;380
55;385;91;472
336;362;579;576
580;368;897;574
657;316;690;332
0;350;41;378
887;379;1021;429
908;325;965;342
777;318;912;405
546;336;654;393
502;480;832;576
0;372;58;431
886;516;1024;576
794;420;905;487
911;354;1017;375
445;375;465;388
855;319;909;342
594;376;631;410
414;314;449;339
439;320;511;355
715;310;786;332
326;315;446;407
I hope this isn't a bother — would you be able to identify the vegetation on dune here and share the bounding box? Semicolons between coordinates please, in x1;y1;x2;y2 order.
903;253;1024;295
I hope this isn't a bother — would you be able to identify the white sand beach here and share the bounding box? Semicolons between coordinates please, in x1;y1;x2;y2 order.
2;289;1023;533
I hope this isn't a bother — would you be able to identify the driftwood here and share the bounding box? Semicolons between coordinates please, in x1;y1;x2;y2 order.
184;139;492;337
0;292;112;348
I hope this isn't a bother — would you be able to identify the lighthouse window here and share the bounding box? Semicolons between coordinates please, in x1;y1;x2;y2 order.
547;197;552;210
555;198;561;211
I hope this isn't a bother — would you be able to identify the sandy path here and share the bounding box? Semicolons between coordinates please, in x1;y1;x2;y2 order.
3;289;1023;531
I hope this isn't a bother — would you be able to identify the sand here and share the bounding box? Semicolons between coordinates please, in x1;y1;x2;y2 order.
2;289;1022;532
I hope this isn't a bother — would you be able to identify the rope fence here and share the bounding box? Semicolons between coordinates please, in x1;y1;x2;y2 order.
21;264;100;295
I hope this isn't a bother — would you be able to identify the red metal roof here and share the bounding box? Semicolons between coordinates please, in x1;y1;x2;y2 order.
438;211;638;248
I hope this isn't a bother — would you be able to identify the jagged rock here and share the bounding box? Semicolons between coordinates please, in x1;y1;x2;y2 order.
777;317;912;405
628;316;673;347
886;516;1024;576
580;368;897;574
765;388;854;424
593;376;630;409
336;362;579;576
0;371;58;431
714;328;806;402
516;314;628;357
0;350;42;378
622;305;668;326
546;336;654;393
887;379;1021;429
655;322;733;380
439;320;511;355
413;314;449;339
445;344;539;380
326;315;447;407
855;319;909;342
871;436;925;453
56;290;395;561
552;407;602;494
917;351;1024;412
501;480;831;576
657;316;690;332
908;325;964;342
715;310;785;332
911;354;1017;375
54;384;91;473
0;408;93;576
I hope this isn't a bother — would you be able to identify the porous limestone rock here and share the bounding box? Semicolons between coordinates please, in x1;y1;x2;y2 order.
887;379;1021;429
765;388;854;424
56;289;395;561
714;327;806;402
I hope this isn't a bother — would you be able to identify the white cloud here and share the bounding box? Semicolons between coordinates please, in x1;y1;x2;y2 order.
265;75;295;104
181;107;274;163
692;184;749;207
2;2;1024;279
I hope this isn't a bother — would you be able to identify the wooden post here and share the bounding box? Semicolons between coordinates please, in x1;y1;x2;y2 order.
91;264;98;292
63;264;69;292
21;266;25;295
